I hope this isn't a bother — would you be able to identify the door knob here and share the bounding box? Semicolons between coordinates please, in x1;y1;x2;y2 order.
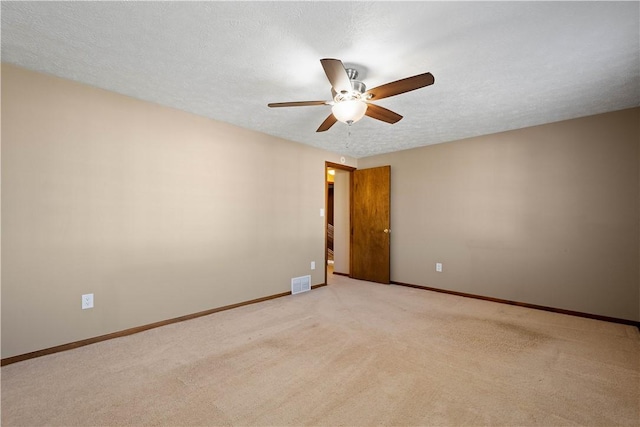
383;229;390;233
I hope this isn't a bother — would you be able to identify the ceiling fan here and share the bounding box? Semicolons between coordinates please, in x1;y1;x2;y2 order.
268;58;435;132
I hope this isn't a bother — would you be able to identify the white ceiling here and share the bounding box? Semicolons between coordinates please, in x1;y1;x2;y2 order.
2;1;639;158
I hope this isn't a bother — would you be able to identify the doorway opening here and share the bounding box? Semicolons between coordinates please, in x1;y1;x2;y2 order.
325;162;355;285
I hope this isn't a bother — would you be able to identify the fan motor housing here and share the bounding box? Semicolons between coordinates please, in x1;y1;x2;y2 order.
350;80;366;94
345;68;366;94
333;68;367;103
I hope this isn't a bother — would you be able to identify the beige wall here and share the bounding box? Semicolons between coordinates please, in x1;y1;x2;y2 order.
1;64;356;359
359;108;640;321
2;64;638;360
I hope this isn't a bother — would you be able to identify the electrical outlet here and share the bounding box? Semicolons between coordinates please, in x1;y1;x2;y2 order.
82;293;94;310
436;263;443;273
311;261;316;270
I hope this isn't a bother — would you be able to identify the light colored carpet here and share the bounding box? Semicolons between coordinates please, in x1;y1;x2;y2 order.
2;274;639;426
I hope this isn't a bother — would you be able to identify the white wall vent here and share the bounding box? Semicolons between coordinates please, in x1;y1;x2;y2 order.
291;275;311;295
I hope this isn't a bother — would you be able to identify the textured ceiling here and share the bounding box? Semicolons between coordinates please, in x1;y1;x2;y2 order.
2;1;639;158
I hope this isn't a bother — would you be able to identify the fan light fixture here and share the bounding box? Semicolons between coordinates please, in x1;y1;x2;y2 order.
267;59;435;132
331;100;368;125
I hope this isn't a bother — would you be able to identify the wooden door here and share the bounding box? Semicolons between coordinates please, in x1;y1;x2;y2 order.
351;165;390;284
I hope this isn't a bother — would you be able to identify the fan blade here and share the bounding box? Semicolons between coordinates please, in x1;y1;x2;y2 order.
366;72;435;101
268;101;328;108
320;58;352;94
316;114;337;132
365;103;403;124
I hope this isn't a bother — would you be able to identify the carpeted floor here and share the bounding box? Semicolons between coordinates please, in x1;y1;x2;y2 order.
2;273;639;426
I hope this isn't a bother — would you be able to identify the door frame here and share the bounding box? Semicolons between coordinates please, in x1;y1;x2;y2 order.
325;161;356;285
